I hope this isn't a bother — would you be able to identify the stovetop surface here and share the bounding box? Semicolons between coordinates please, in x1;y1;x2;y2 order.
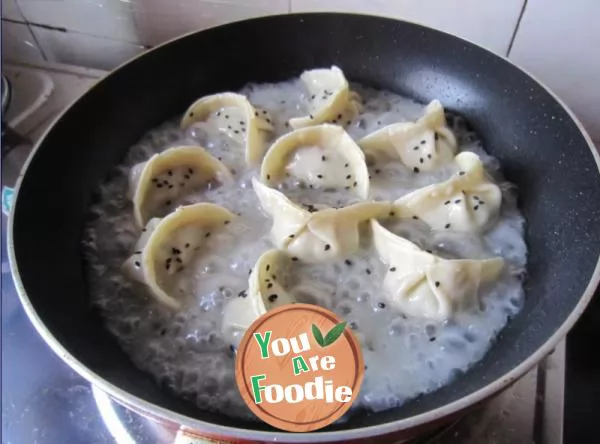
564;289;600;443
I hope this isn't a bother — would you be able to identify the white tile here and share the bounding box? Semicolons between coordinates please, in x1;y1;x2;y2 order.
2;0;25;20
509;0;600;140
1;21;45;63
17;0;140;43
31;27;145;70
291;0;524;55
132;0;289;46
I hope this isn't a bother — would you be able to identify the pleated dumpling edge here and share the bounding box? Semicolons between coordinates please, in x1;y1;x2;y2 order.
289;66;362;130
358;99;457;173
371;219;505;321
252;178;391;263
394;151;502;233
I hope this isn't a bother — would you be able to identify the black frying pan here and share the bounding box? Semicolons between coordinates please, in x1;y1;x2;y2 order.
8;13;600;442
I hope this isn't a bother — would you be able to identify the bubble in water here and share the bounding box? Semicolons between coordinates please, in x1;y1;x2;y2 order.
336;302;353;316
184;123;208;142
202;260;220;274
443;337;467;352
509;296;523;310
346;279;360;291
426;378;441;392
464;331;477;343
406;333;419;350
388;320;404;337
199;296;217;312
425;324;437;337
202;377;219;396
219;287;234;299
356;292;370;303
503;306;516;319
448;368;464;381
229;259;246;272
182;371;199;388
197;394;212;408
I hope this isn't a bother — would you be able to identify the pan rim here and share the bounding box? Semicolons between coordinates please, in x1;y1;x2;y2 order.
7;12;600;442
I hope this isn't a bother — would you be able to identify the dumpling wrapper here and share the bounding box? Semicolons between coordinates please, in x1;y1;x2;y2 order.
180;92;273;165
222;249;296;346
289;66;362;130
358;100;457;172
371;220;504;321
122;203;236;310
261;124;370;199
129;145;233;228
253;178;391;263
394;152;502;233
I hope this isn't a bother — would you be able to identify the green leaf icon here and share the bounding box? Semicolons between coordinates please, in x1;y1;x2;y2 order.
323;322;347;347
312;324;325;347
312;322;347;348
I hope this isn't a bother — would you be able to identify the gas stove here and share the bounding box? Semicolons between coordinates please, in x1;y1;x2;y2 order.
0;60;577;444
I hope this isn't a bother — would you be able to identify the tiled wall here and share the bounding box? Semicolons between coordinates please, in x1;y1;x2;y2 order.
2;0;599;140
509;0;600;141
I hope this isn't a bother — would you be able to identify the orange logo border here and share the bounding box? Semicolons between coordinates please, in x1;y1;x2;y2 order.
235;303;364;432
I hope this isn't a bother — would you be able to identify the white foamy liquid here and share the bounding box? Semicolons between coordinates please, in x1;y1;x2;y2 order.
83;78;527;420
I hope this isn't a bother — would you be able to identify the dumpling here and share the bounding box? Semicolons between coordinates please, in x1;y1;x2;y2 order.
289;66;362;130
222;249;296;346
261;124;370;199
129;145;233;228
358;100;457;173
180;92;274;165
122;203;236;310
371;220;505;321
253;178;391;263
393;152;502;233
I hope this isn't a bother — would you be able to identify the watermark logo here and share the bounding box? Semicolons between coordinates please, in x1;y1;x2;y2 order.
235;303;364;432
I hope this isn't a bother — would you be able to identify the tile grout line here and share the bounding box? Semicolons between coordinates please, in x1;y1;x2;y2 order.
13;0;47;62
4;2;50;60
1;17;148;48
2;17;66;32
506;0;528;58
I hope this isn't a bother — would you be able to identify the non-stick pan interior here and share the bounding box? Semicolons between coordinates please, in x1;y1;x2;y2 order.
10;14;600;432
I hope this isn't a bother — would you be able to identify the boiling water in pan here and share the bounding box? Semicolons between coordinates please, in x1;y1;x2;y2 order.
83;79;527;419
